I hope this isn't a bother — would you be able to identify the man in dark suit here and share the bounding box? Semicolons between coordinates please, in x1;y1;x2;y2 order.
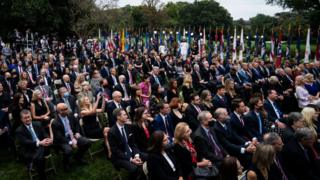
56;87;78;114
282;112;306;144
264;89;287;129
108;108;144;179
263;132;295;180
282;128;320;180
113;75;131;101
149;66;163;87
52;103;91;171
151;103;174;142
106;91;126;127
123;63;137;85
192;110;227;167
230;99;252;140
213;108;255;168
212;84;229;112
61;74;75;95
2;72;16;96
244;97;267;140
184;93;205;131
15;109;53;180
107;67;119;89
17;80;33;107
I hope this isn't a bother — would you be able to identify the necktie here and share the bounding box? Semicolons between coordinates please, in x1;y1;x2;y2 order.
66;83;71;91
275;157;288;180
239;115;245;126
155;76;160;85
207;130;223;158
121;127;132;158
64;98;71;111
41;86;48;98
273;102;282;119
257;113;263;134
194;105;201;113
122;84;128;99
128;71;133;84
164;116;169;135
63;117;73;139
28;125;38;142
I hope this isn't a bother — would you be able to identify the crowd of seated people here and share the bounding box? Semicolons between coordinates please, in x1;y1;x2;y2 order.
1;33;320;180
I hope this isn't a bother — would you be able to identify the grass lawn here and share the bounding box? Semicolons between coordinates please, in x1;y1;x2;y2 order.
0;144;128;180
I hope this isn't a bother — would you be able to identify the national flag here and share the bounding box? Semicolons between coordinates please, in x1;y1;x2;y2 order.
316;28;320;61
226;28;231;61
246;32;252;62
304;28;311;63
286;25;291;60
296;27;301;64
214;28;219;54
275;29;283;68
121;29;125;52
232;28;237;62
254;30;259;57
270;29;275;62
260;31;266;60
125;30;130;51
239;28;244;61
220;28;224;60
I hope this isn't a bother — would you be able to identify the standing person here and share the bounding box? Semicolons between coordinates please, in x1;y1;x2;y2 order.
147;130;183;180
138;75;151;107
246;144;276;180
15;109;53;180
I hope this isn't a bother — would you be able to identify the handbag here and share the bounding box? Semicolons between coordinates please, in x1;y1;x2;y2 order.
193;165;219;178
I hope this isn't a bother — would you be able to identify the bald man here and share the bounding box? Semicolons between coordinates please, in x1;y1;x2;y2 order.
51;103;91;171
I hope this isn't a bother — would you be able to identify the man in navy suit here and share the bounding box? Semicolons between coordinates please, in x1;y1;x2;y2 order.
264;89;287;129
230;98;252;140
212;84;229;112
151;103;174;142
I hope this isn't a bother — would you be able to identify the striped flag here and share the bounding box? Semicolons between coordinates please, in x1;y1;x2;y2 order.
275;30;283;68
304;28;311;63
296;27;301;64
121;29;125;52
232;28;237;62
239;28;244;61
226;29;231;60
270;29;275;62
286;25;291;60
254;30;259;57
220;28;224;60
214;28;219;54
261;31;266;60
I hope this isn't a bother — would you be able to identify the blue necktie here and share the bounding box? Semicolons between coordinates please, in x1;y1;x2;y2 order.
257;113;263;134
121;127;132;159
28;125;38;142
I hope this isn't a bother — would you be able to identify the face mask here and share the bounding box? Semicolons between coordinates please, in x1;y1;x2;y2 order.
39;81;45;86
63;92;70;98
208;120;215;127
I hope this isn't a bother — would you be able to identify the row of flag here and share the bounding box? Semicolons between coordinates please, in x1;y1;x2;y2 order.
97;27;320;66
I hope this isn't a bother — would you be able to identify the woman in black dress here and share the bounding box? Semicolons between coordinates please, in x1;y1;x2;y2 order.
129;86;144;119
30;90;51;128
200;89;215;115
79;94;106;139
168;97;184;129
167;79;179;103
9;93;28;133
132;107;153;153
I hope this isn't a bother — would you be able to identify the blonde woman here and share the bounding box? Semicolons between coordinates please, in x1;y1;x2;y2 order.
200;90;215;114
301;107;319;134
181;74;194;103
247;144;275;180
30;90;51;127
304;73;320;96
295;75;320;108
173;122;213;180
79;94;107;139
74;73;86;94
77;81;94;103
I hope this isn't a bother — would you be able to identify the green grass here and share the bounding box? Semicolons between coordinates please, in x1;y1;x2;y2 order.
0;144;128;180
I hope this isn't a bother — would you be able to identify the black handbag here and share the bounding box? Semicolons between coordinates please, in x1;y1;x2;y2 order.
193;165;219;178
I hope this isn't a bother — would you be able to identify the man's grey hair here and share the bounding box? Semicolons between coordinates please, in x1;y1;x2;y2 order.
213;108;227;119
20;109;31;119
197;110;210;123
295;127;315;141
263;132;281;145
287;112;303;125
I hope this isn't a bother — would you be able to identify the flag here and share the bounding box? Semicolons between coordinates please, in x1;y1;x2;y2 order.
254;30;259;57
316;28;320;61
188;27;191;54
125;30;130;51
286;25;291;60
226;28;231;60
239;28;244;61
200;27;206;57
260;31;266;60
304;28;311;63
107;29;116;51
275;30;283;68
296;27;301;64
232;28;237;62
270;29;275;62
220;28;224;60
246;32;252;62
121;29;125;52
214;28;219;54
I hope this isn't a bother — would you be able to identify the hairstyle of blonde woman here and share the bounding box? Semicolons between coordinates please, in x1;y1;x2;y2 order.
304;73;314;84
295;75;304;86
174;122;191;144
224;78;236;97
252;144;275;171
182;74;193;87
268;76;279;84
81;81;90;90
301;107;317;131
31;90;42;102
74;73;86;87
200;90;212;102
79;96;92;110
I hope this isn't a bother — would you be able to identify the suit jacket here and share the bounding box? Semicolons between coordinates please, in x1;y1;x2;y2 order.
123;69;137;84
100;66;110;78
107;75;119;88
34;85;54;99
192;126;226;164
213;122;246;156
113;83;131;98
17;89;33;107
106;101;126;127
149;75;163;87
282;138;320;180
52;115;80;145
1;78;16;94
269;153;296;180
147;149;182;180
151;114;174;139
184;104;204;131
264;99;284;123
108;124;140;162
230;112;252;140
212;95;229;111
244;111;266;140
56;95;78;114
131;123;150;152
15;122;48;161
173;143;196;179
61;81;75;95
